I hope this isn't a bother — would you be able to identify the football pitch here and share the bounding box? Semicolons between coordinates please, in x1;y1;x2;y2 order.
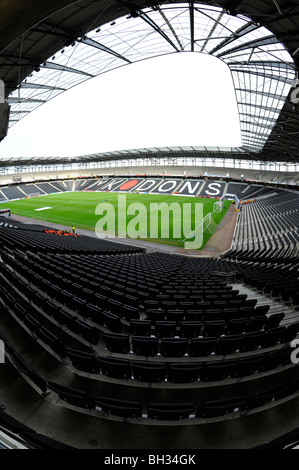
6;192;231;249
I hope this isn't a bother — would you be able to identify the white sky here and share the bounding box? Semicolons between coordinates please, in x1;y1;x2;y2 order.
0;52;242;159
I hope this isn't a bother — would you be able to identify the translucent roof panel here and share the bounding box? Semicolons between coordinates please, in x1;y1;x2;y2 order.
7;2;296;151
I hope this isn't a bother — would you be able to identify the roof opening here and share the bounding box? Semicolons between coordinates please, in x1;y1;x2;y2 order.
0;52;241;158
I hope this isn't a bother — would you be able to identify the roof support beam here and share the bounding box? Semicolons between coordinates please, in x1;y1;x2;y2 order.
272;0;284;16
231;68;294;84
139;11;180;51
7;97;46;104
81;37;131;63
10;110;30;114
235;87;288;101
189;1;194;52
240;120;274;130
217;35;280;58
209;21;260;55
201;10;225;53
20;83;66;91
239;112;277;124
237;102;281;113
157;6;184;51
230;60;295;72
42;62;94;77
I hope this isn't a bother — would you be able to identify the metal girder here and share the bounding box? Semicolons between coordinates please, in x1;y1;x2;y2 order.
230;67;294;84
10;110;30;114
80;37;132;63
139;11;180;51
237;102;281;113
217;35;280;58
230;60;295;72
157;6;184;51
240;119;274;130
201;9;225;53
239;112;278;124
209;20;260;55
190;1;194;52
42;61;94;77
20;83;66;91
235;87;288;102
7;97;46;103
242;129;271;139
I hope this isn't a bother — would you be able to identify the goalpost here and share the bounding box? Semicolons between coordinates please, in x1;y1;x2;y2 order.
219;193;240;210
183;212;218;246
184;199;225;245
203;212;219;234
213;200;222;214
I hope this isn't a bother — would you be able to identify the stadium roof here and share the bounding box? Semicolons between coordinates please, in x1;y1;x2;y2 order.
1;0;299;164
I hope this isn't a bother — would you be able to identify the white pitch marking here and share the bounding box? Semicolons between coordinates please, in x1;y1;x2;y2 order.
35;207;52;212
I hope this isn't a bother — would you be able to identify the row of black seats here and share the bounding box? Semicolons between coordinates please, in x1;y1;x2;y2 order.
0;226;144;255
0;261;128;332
0;329;48;394
7;257;271;328
3;278;293;384
130;314;285;338
47;377;299;420
2;256;144;316
11;252;244;311
144;305;270;323
0;317;296;421
21;254;160;297
1;289;100;346
226;260;299;306
144;296;256;312
0;409;74;449
66;346;293;382
1;272;294;361
31;250;239;283
103;324;298;357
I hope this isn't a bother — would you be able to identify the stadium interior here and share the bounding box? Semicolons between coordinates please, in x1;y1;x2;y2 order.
0;0;298;451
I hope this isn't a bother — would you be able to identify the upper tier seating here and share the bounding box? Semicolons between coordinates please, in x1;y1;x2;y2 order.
226;191;299;262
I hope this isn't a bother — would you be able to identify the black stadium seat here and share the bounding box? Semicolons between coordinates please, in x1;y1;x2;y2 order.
66;348;99;374
148;403;195;420
130;319;152;336
95;396;142;418
97;356;131;379
197;396;248;418
103;333;130;354
168;363;204;383
189;337;217;357
133;361;166;383
161;338;188;357
132;336;158;357
47;382;95;409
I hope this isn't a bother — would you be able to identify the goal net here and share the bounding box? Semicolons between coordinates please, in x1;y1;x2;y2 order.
183;212;218;247
203;212;218;234
213;201;222;214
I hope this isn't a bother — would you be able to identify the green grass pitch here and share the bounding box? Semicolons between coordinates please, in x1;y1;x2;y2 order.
6;191;231;249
